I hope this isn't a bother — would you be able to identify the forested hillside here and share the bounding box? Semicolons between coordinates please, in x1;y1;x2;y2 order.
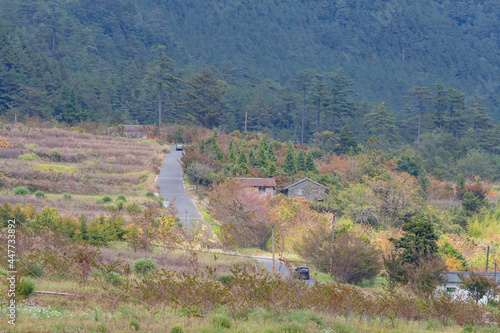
0;0;499;151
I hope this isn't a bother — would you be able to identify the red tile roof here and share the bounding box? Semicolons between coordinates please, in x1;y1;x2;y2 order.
234;178;276;187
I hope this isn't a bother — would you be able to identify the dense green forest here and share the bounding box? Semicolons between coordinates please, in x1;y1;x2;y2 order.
0;0;499;157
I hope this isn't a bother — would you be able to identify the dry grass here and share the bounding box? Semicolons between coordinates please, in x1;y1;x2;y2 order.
0;124;164;217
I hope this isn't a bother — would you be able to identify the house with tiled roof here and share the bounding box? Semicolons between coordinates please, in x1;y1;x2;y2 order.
282;178;328;201
234;177;276;196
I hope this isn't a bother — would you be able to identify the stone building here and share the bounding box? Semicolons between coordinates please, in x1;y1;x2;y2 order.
282;178;328;201
234;178;276;196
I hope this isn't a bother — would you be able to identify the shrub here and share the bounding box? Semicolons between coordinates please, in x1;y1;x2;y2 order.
146;191;154;197
117;194;126;201
217;274;235;284
13;186;30;195
126;203;143;213
139;173;148;181
116;199;125;210
211;314;231;328
18;277;36;297
105;271;124;286
18;153;39;161
104;204;117;211
133;258;158;276
26;263;44;278
171;327;183;333
101;196;112;203
34;190;46;198
155;196;165;205
130;320;140;331
63;192;72;200
49;150;61;160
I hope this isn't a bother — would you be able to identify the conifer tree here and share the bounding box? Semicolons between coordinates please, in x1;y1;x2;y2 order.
433;82;448;129
405;86;432;141
283;142;296;177
363;102;399;143
310;73;329;133
327;69;354;134
305;151;316;172
296;149;306;172
237;151;248;173
145;45;177;127
256;138;268;167
447;88;468;138
293;69;315;145
469;92;493;143
228;140;237;162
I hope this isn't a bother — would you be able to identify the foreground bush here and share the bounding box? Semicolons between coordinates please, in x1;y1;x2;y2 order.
133;258;158;276
13;186;30;195
18;277;36;297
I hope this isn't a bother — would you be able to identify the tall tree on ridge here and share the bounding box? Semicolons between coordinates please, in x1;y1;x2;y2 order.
145;45;177;127
447;88;468;138
293;69;315;145
433;82;448;130
469;92;493;142
328;69;354;134
181;67;227;128
310;73;329;134
405;86;432;141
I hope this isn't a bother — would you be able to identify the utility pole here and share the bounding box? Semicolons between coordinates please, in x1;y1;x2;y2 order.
279;239;284;272
244;111;248;132
272;226;275;274
330;213;336;275
486;246;490;272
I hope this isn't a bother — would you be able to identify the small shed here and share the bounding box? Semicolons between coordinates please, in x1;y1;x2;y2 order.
234;178;276;196
437;271;500;305
282;178;328;201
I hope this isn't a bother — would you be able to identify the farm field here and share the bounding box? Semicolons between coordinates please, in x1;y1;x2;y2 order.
0;124;166;218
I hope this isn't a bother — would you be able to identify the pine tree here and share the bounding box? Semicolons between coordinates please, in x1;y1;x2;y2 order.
327;69;354;134
363;102;399;143
310;73;329;133
228;140;237;162
293;69;315;145
256;138;268;167
59;89;86;124
181;67;227;128
267;144;276;162
338;126;359;155
237;151;248;173
446;88;468;138
405;86;432;141
305;151;316;172
469;92;493;143
144;45;178;127
433;82;448;129
296;149;306;172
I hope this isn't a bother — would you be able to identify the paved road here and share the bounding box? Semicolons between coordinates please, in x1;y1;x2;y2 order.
157;146;205;230
253;257;316;286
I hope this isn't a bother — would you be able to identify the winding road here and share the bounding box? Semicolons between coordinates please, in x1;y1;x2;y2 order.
156;147;316;284
157;146;205;230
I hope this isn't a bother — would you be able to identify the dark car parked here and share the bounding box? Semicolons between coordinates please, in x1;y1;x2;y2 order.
175;144;183;151
295;267;310;280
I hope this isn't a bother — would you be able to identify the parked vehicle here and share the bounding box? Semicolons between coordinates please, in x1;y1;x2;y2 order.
175;144;183;151
295;267;310;280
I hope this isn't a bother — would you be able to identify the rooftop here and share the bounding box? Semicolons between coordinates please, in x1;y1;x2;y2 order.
234;177;276;187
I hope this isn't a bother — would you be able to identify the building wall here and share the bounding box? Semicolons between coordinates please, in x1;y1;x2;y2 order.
287;181;326;201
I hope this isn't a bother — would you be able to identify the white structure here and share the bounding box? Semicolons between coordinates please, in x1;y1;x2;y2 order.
437;271;500;305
